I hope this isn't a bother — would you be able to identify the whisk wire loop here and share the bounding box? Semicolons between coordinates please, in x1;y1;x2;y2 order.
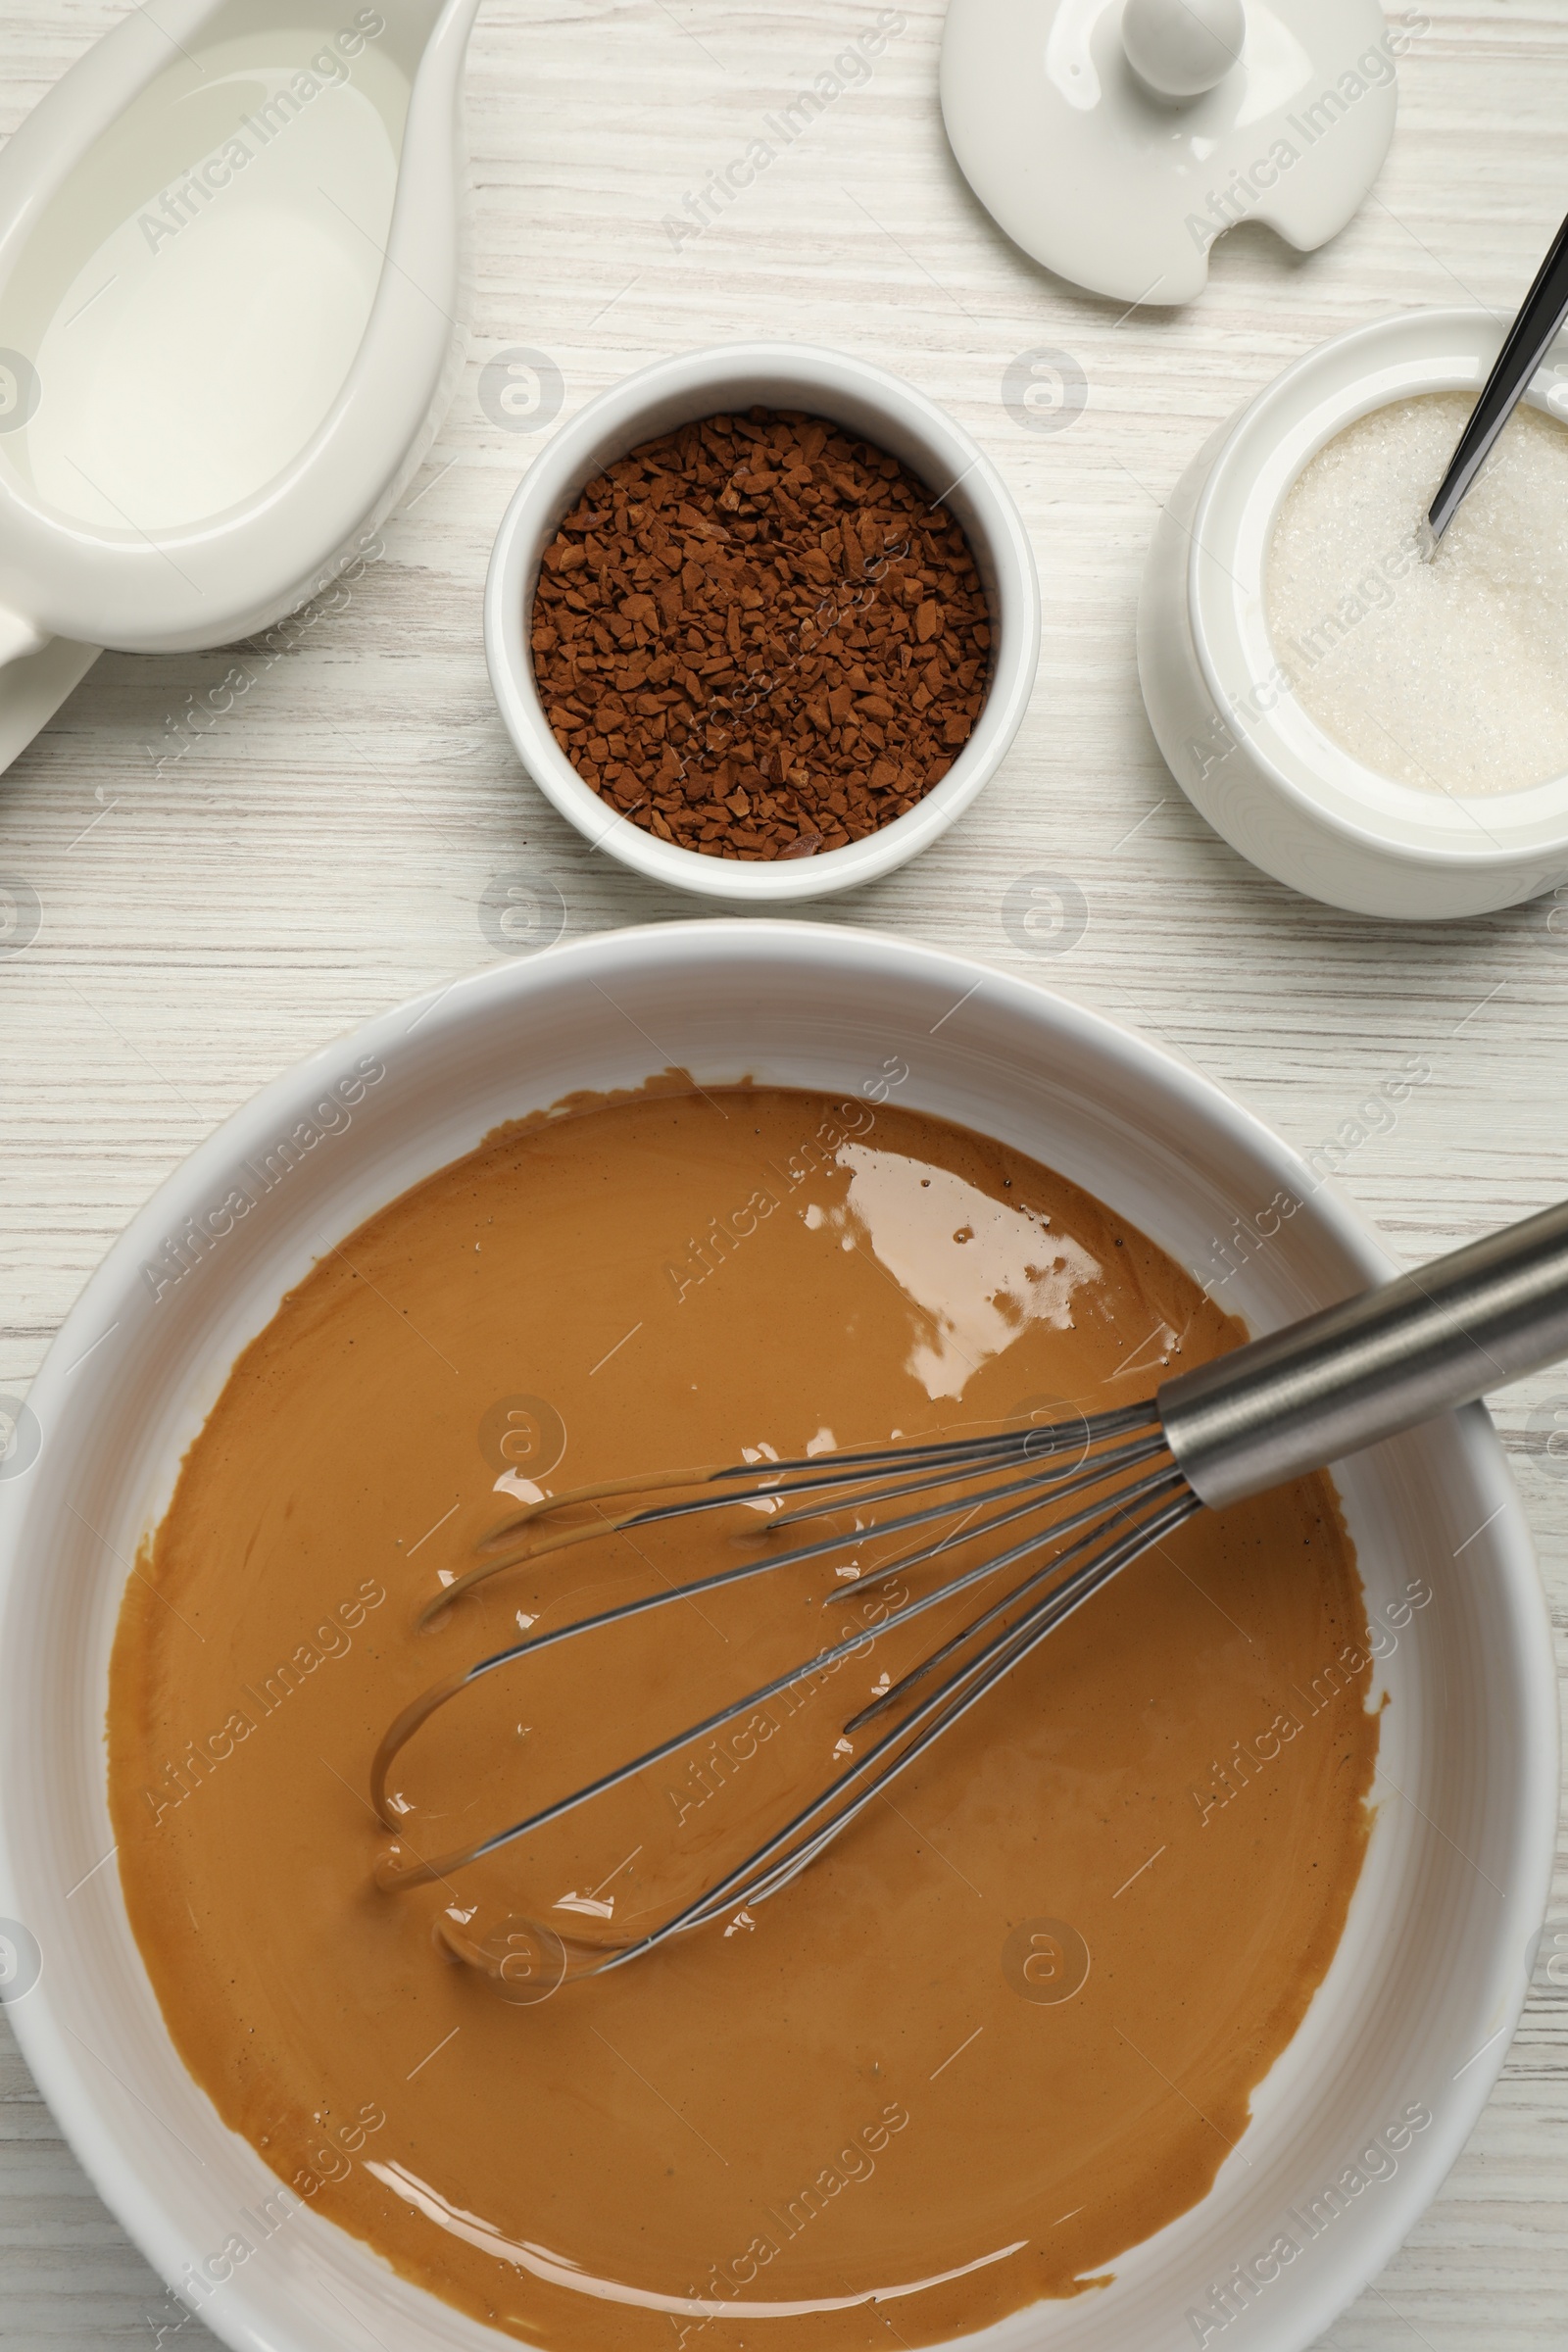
430;1417;1169;1690
372;1413;1187;1899
451;1405;1157;1598
373;1419;1169;1839
579;1483;1203;1975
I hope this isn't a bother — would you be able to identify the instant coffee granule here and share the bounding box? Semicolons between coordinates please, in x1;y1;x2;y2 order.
529;408;993;859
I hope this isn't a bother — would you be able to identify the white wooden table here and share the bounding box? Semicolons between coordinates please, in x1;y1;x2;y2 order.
1;2;1564;2343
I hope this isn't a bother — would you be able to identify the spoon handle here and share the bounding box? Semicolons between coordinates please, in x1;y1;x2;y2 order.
1428;206;1568;540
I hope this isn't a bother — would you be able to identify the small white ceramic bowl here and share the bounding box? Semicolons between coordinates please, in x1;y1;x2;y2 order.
1139;309;1568;920
483;344;1041;902
0;921;1556;2352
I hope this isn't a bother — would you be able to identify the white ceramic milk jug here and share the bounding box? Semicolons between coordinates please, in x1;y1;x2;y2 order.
0;0;480;770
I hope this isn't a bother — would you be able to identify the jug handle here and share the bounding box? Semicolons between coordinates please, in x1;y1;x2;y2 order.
0;609;101;776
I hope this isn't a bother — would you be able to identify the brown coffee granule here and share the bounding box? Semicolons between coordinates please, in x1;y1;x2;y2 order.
529;408;993;860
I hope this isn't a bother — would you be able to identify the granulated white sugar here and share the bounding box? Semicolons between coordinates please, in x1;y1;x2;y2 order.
1266;391;1568;795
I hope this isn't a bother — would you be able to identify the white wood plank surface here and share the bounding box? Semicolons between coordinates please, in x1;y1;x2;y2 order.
1;2;1564;2345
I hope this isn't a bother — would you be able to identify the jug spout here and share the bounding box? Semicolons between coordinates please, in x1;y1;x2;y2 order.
0;619;101;776
0;608;47;667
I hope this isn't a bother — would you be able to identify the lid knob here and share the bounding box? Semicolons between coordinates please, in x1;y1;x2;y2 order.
1121;0;1245;99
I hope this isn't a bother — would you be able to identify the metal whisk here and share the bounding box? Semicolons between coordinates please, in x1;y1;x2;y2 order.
371;1196;1568;1979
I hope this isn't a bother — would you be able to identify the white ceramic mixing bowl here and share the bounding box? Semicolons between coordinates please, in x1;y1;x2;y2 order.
0;922;1555;2352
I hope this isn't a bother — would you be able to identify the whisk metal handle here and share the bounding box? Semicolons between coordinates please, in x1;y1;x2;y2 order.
1158;1197;1568;1510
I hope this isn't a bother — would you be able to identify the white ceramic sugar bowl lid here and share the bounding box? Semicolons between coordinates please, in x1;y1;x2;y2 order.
941;0;1399;305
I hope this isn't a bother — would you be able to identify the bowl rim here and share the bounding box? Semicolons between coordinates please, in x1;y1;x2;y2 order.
481;342;1042;903
0;919;1557;2352
1189;305;1568;871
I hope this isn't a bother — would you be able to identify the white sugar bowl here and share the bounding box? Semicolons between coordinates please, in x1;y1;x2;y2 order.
1139;309;1568;919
